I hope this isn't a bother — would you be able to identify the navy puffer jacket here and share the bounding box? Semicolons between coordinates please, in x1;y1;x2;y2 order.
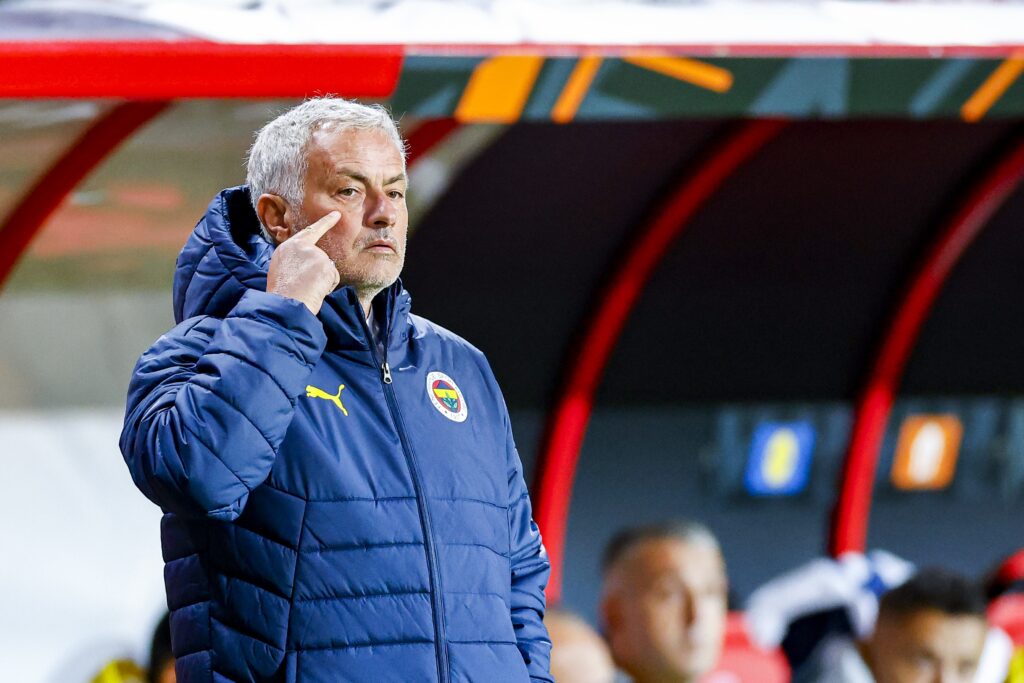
120;186;552;682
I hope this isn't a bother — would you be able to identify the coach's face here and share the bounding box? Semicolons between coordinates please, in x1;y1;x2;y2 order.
289;125;408;299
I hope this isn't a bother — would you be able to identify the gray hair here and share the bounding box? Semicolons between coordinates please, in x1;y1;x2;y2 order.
246;97;407;237
602;520;721;574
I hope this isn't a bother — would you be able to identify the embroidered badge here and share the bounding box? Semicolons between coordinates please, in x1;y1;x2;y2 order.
305;384;349;416
426;371;468;423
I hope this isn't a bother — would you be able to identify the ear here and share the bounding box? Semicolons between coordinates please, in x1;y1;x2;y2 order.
257;194;293;244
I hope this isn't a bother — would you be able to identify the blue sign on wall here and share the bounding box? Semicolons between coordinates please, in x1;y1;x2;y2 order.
745;421;815;496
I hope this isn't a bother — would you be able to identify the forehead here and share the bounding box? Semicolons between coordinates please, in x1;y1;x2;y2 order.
624;537;725;583
882;609;987;655
306;126;405;174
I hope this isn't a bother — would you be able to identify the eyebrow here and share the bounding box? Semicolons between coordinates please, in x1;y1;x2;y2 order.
335;169;408;187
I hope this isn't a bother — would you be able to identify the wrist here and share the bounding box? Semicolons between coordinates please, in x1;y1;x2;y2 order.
266;287;321;315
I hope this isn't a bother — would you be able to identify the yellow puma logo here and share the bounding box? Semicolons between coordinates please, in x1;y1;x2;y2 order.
305;384;349;416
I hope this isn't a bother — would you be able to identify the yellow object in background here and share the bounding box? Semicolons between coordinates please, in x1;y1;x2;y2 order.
1007;648;1024;683
762;428;800;488
91;659;145;683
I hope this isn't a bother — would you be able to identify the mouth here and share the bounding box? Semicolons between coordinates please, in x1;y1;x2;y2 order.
364;240;397;254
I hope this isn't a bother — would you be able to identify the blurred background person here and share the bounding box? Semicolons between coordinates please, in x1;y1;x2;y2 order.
982;550;1024;683
147;613;174;683
599;521;728;683
746;549;915;681
546;607;615;683
750;559;996;683
858;568;990;683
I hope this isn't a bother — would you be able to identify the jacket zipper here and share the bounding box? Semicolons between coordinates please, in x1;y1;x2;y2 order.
362;308;450;682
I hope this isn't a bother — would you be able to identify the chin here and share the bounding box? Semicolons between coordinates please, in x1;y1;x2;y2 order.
361;272;400;293
688;658;716;679
667;652;714;680
365;259;401;279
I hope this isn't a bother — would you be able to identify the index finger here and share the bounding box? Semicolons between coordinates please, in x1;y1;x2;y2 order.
294;211;341;243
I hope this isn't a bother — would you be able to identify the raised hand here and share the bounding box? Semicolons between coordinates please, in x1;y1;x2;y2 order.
266;211;342;315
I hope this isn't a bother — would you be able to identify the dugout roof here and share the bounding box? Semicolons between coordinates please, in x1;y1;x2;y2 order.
3;3;1024;598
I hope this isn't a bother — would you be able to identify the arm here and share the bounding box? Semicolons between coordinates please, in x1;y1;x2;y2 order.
120;290;326;520
506;419;554;682
122;210;340;519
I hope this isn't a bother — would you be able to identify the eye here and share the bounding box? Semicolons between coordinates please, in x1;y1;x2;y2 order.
337;187;358;198
648;580;680;601
388;190;405;200
959;660;978;676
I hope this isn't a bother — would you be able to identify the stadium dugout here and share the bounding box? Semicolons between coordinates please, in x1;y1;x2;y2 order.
3;2;1024;681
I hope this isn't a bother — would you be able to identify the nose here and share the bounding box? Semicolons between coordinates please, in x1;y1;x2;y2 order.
681;587;697;628
365;189;397;229
934;665;963;683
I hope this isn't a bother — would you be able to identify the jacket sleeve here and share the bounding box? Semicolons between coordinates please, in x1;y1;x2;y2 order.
505;415;554;681
120;290;326;521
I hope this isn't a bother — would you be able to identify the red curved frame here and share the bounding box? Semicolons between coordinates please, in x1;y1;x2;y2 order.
533;119;789;603
830;134;1024;555
405;117;460;166
0;101;170;289
0;111;458;292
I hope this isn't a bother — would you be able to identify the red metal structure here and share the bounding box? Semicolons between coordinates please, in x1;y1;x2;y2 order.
3;40;1023;602
532;119;789;602
405;117;460;167
0;112;459;292
0;101;169;288
0;42;402;98
830;132;1024;555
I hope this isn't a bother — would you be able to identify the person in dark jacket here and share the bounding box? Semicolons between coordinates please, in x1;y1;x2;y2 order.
120;97;552;682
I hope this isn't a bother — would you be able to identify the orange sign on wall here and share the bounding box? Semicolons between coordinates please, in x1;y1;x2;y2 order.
891;415;963;490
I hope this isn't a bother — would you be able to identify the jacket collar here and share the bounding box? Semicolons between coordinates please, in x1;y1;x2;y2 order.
174;185;413;356
318;280;412;356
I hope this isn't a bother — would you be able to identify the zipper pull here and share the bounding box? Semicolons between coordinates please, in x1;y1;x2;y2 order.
382;361;393;384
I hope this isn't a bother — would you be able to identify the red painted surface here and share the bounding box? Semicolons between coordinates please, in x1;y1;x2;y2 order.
405;117;460;166
705;613;790;683
533;119;789;603
0;42;403;98
990;594;1024;645
830;136;1024;555
993;550;1024;591
0;41;1018;100
0;101;169;289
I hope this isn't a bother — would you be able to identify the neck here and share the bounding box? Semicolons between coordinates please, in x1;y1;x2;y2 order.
353;282;393;320
355;287;380;320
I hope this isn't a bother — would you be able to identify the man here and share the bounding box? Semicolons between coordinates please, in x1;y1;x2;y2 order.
599;522;729;683
147;613;175;683
857;569;990;683
778;567;990;683
120;98;552;682
545;608;616;683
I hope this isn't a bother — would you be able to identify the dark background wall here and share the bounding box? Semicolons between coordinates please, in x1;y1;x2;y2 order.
401;119;1024;623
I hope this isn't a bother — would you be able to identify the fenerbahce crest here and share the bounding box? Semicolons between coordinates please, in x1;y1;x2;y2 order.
426;371;468;423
